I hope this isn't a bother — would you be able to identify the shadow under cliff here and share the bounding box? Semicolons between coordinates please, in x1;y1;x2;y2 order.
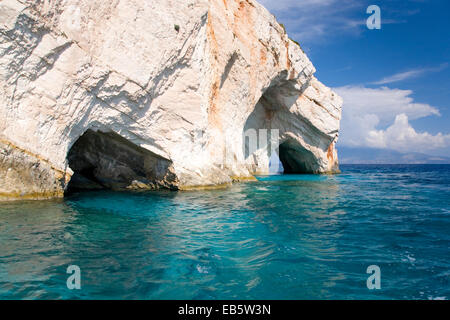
66;129;178;194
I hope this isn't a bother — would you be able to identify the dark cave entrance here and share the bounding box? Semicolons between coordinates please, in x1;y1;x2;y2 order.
66;129;177;194
278;140;317;174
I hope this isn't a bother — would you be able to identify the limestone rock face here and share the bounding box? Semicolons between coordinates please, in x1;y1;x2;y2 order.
0;0;342;201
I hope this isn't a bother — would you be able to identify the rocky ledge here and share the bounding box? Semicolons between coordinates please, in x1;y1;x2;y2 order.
0;0;342;201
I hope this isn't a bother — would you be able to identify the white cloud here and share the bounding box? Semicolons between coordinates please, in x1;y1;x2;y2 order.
367;114;450;152
334;86;450;154
335;86;439;124
371;64;448;85
372;70;428;85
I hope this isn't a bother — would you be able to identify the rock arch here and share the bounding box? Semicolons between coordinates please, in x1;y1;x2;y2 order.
243;76;325;175
243;89;281;175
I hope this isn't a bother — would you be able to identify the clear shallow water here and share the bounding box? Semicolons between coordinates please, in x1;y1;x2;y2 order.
0;164;449;300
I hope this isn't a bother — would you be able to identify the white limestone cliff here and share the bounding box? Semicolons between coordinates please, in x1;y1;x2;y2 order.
0;0;342;201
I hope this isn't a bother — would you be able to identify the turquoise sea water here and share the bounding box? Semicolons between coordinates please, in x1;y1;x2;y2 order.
0;164;449;300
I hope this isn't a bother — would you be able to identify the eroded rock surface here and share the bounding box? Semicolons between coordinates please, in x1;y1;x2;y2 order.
0;0;342;200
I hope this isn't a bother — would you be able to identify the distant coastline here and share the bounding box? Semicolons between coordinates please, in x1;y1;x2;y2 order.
338;147;450;165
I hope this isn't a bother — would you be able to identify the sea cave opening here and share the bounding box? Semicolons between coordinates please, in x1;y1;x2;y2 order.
243;82;314;176
278;139;317;174
65;129;176;194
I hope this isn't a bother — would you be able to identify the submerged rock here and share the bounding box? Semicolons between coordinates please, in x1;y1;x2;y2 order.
0;0;342;200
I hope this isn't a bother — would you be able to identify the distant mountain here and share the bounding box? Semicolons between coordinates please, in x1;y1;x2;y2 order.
338;147;450;164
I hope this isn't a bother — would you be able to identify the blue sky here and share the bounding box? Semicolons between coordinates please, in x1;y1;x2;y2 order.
259;0;450;157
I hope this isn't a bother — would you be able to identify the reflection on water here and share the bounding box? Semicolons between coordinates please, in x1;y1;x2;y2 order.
0;165;449;299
